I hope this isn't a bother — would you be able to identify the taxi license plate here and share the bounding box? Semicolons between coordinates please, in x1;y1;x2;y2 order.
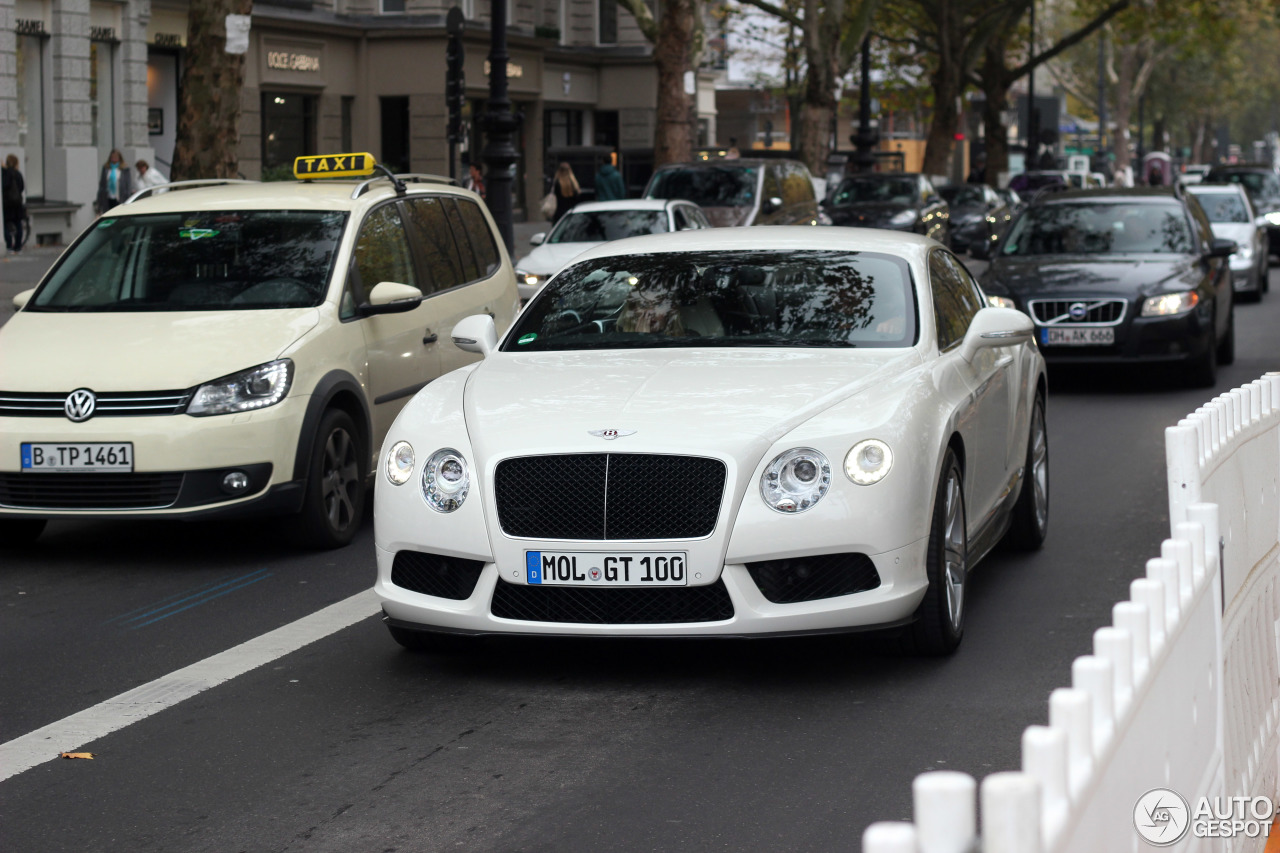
21;442;134;472
1041;327;1115;346
526;550;688;586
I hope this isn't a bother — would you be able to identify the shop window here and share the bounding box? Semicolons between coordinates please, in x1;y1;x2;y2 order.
341;97;354;152
16;35;45;198
381;0;405;12
598;0;617;44
90;39;116;159
544;109;583;150
380;97;410;174
262;92;317;171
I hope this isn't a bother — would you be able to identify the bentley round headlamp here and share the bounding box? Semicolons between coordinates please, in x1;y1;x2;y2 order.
760;448;831;513
422;448;470;512
845;439;893;485
385;441;415;486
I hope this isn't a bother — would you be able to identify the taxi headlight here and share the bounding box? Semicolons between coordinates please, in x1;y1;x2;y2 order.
422;448;470;512
986;295;1016;309
385;441;415;486
845;439;893;485
187;359;294;416
760;448;831;513
1141;291;1200;317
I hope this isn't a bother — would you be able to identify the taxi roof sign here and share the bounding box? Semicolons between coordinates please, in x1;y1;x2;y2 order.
294;152;377;180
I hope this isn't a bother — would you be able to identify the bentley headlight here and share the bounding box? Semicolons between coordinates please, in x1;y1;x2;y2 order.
845;439;893;485
889;210;917;227
1141;291;1199;317
385;441;415;486
986;295;1016;310
422;448;470;512
761;448;831;513
187;359;294;416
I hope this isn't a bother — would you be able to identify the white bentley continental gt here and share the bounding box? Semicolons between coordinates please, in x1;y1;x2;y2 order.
374;227;1049;654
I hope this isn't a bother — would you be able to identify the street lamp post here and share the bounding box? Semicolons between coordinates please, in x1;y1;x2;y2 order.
482;0;519;255
850;36;878;173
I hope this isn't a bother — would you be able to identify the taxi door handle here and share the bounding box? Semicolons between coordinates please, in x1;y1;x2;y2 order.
422;332;438;345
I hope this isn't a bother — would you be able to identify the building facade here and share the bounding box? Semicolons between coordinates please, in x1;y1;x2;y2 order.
0;0;715;243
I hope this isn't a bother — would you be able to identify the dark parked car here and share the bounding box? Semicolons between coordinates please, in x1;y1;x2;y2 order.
822;172;950;244
978;187;1236;386
643;159;820;227
1204;164;1280;260
939;183;1012;254
995;187;1025;216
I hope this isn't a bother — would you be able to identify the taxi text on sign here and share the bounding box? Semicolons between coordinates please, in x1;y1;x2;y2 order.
293;153;377;180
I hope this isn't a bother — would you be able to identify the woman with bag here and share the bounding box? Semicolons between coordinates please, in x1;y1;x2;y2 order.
96;149;132;213
550;162;580;224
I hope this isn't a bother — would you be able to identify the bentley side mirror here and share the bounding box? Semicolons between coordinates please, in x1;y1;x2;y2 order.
12;288;34;311
959;307;1034;362
452;314;499;357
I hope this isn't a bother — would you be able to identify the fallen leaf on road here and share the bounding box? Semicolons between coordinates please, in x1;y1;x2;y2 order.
59;752;94;760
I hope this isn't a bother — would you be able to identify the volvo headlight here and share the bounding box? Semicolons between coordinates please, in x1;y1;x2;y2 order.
187;359;294;416
845;439;893;485
986;295;1016;309
385;441;415;486
422;448;470;512
760;448;831;513
889;210;917;227
1141;291;1200;317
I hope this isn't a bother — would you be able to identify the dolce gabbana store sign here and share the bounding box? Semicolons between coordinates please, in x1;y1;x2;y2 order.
260;38;326;85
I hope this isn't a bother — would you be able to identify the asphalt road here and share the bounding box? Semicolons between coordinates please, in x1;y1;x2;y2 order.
2;263;1278;852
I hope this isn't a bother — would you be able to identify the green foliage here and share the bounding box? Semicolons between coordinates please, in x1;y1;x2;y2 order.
260;164;294;183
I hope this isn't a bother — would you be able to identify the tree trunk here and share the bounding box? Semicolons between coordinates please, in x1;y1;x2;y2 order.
653;0;697;167
1111;47;1137;184
922;63;961;177
172;0;253;181
981;87;1010;187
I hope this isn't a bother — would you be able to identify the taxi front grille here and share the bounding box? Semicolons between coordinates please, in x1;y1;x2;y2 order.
390;551;485;600
0;472;184;509
493;453;726;540
0;390;192;417
490;578;734;624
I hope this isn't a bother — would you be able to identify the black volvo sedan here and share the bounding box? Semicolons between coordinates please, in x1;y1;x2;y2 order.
976;187;1236;386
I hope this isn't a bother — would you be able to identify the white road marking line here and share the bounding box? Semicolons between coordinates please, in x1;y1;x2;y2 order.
0;590;379;783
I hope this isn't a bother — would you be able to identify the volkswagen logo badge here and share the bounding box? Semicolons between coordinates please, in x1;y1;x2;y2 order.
1068;302;1089;321
588;429;637;440
64;388;97;422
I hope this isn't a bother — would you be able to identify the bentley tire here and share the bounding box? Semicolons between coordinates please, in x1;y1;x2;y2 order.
1004;393;1049;551
904;449;968;656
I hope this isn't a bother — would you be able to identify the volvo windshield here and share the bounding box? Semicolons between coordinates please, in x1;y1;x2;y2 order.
28;210;347;312
1000;202;1194;256
503;250;916;351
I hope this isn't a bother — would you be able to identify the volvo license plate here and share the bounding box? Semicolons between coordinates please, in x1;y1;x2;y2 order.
1041;327;1115;346
21;442;134;472
525;551;688;586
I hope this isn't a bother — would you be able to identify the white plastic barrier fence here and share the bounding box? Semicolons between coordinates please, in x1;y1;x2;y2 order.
864;373;1280;853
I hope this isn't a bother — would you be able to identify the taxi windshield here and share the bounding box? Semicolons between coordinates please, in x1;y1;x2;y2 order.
503;250;916;351
28;210;347;312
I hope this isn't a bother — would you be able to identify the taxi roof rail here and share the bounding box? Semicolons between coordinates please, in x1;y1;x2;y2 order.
124;179;259;204
349;173;458;200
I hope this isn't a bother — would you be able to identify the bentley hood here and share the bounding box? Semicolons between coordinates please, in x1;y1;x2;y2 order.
461;348;921;467
0;308;320;391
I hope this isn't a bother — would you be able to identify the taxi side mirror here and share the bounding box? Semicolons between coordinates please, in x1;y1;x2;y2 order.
12;288;35;311
452;314;498;357
360;281;424;316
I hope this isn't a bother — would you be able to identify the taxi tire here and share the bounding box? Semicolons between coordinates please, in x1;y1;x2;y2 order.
0;518;47;545
296;409;366;549
902;449;967;656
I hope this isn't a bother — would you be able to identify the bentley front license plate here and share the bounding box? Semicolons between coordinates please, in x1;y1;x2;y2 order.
1041;327;1115;346
21;442;134;472
526;551;688;586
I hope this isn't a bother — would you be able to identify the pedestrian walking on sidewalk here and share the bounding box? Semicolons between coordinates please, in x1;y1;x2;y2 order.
97;149;132;214
2;154;26;253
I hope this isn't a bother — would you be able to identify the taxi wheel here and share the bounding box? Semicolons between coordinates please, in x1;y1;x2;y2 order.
903;449;967;656
0;518;47;545
297;409;366;549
